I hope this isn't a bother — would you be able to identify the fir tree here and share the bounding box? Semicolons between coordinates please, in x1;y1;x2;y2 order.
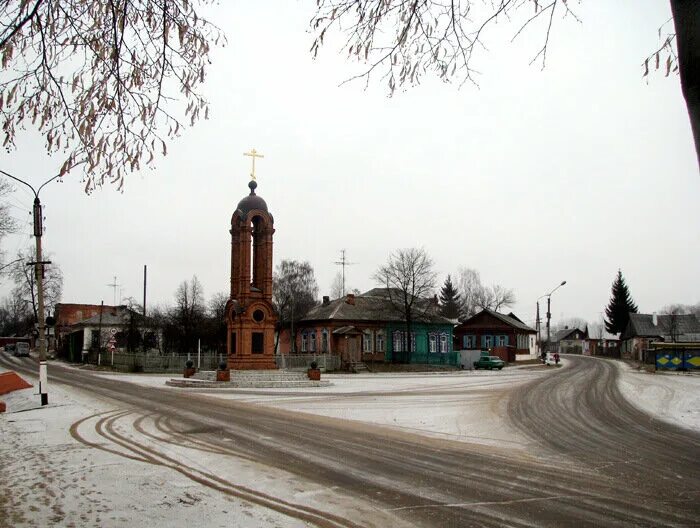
439;275;462;320
604;270;639;335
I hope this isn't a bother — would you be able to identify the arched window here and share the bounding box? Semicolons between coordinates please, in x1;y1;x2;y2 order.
321;329;329;353
375;332;385;353
309;332;317;352
393;331;403;352
439;333;448;353
301;332;308;352
363;331;372;353
429;333;437;354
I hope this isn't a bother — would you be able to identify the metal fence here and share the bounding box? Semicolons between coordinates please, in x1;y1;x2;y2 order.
84;350;225;373
275;354;341;372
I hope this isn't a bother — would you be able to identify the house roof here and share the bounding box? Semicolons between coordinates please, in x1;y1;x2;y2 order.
303;289;451;325
623;313;700;339
460;308;536;333
73;308;146;328
552;327;587;343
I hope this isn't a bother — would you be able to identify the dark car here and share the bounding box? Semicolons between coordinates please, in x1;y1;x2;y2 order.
15;342;30;357
473;356;505;370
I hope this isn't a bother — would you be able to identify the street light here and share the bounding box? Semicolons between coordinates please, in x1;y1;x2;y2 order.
536;280;567;357
0;169;59;406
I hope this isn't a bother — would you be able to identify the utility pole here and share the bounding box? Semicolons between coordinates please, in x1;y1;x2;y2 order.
143;265;147;317
0;169;59;406
333;249;356;296
536;300;541;355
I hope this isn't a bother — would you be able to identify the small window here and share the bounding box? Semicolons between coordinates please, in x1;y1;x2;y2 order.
301;333;308;352
498;335;506;347
393;331;403;353
321;330;329;353
91;330;100;348
376;332;385;352
252;309;265;322
363;331;372;353
309;332;316;352
252;332;264;354
440;333;448;353
429;334;437;353
484;335;493;348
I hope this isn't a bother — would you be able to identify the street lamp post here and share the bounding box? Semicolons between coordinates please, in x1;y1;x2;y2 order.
1;169;59;406
539;280;567;357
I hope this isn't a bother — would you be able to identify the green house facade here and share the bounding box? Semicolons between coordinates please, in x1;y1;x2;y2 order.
282;288;457;367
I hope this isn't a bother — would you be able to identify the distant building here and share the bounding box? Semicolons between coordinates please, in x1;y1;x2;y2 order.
55;303;160;362
278;289;456;367
550;327;588;355
620;313;700;361
454;309;537;362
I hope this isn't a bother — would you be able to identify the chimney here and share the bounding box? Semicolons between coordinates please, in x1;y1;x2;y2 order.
346;293;355;305
322;296;330;306
564;325;569;330
652;312;658;326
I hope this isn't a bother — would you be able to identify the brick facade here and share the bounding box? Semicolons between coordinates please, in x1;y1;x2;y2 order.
225;181;277;370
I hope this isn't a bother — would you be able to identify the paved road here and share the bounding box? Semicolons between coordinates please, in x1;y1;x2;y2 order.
3;354;699;527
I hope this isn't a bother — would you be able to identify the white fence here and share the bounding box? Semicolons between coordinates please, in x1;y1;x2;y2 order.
275;354;341;372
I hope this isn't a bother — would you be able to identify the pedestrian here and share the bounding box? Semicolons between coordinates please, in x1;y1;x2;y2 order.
554;352;560;365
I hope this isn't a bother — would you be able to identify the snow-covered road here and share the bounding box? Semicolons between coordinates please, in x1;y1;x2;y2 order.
1;355;698;527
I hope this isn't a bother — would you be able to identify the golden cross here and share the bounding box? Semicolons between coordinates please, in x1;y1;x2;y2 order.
243;148;264;181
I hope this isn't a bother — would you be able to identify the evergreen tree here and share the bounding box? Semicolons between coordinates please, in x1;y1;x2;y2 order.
604;270;639;335
439;275;462;320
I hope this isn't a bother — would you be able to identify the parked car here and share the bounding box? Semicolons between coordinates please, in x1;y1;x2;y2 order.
473;356;505;370
15;342;30;357
4;343;16;354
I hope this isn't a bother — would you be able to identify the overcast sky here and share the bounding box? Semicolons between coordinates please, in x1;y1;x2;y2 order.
1;0;698;328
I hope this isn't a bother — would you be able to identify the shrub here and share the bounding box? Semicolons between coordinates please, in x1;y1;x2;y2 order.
309;361;318;370
218;361;227;371
185;359;194;369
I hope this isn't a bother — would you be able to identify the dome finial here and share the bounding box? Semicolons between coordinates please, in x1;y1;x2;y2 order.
248;179;257;195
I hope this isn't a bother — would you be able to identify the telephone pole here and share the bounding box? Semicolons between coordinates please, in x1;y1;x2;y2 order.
1;169;59;406
333;249;357;296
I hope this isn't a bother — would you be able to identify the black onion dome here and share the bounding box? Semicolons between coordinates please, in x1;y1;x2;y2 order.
235;180;268;218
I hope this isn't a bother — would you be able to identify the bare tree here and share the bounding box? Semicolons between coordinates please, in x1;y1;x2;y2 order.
456;267;515;318
311;1;700;167
272;260;319;353
660;302;700;316
456;267;482;319
373;247;436;363
481;284;517;312
174;275;205;353
0;1;225;191
10;248;62;323
0;179;17;266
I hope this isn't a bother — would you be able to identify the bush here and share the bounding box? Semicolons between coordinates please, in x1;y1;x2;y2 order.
218;361;227;371
185;359;194;369
309;361;318;370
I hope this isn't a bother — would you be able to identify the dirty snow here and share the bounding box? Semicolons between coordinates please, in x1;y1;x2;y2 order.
2;356;698;527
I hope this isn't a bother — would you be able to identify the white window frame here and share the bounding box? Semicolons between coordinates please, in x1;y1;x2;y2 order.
498;335;506;347
309;332;316;352
321;329;329;353
440;333;448;353
301;333;308;352
376;332;385;352
363;331;372;353
429;333;437;353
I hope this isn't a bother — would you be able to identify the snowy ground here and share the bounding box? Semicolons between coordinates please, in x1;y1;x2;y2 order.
1;356;698;527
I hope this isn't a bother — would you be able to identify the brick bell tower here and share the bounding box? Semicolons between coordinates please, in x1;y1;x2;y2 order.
225;149;277;370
